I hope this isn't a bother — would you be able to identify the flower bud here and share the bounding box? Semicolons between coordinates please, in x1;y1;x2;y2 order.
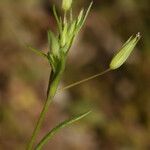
110;33;141;70
62;0;72;11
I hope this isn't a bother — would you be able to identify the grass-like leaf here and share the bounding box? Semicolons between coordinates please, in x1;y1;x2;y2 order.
78;2;93;30
35;111;91;150
27;46;47;58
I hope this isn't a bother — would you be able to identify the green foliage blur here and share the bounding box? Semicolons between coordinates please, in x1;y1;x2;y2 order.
0;0;150;149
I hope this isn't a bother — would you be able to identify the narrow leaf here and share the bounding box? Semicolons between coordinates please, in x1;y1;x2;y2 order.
79;2;93;29
27;46;47;58
35;111;91;150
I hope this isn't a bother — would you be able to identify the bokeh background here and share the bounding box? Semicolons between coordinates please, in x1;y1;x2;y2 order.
0;0;150;149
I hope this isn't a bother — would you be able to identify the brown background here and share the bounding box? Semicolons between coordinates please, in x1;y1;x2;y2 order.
0;0;150;149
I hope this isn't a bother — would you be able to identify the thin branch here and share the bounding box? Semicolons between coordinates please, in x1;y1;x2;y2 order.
58;68;111;93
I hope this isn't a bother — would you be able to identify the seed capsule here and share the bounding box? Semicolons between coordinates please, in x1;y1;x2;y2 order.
110;33;141;70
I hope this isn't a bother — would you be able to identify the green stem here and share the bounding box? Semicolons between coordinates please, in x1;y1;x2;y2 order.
27;75;56;150
27;73;63;150
58;68;111;93
26;97;51;150
27;64;109;149
27;56;66;150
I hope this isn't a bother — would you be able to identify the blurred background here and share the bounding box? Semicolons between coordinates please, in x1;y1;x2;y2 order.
0;0;150;149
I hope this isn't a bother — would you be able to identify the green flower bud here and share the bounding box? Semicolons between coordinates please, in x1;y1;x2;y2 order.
48;31;60;57
110;33;141;70
62;0;72;11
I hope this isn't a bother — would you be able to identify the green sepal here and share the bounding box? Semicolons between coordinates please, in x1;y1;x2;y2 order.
76;2;93;32
47;50;67;75
48;30;60;57
60;23;68;47
77;9;84;25
68;20;77;37
47;53;57;73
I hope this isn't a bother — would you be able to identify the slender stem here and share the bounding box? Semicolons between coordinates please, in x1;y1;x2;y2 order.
58;68;111;93
27;72;57;150
26;97;51;150
27;56;66;150
27;67;110;149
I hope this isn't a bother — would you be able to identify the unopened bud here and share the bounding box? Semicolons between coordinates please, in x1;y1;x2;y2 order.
62;0;72;11
110;33;141;70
